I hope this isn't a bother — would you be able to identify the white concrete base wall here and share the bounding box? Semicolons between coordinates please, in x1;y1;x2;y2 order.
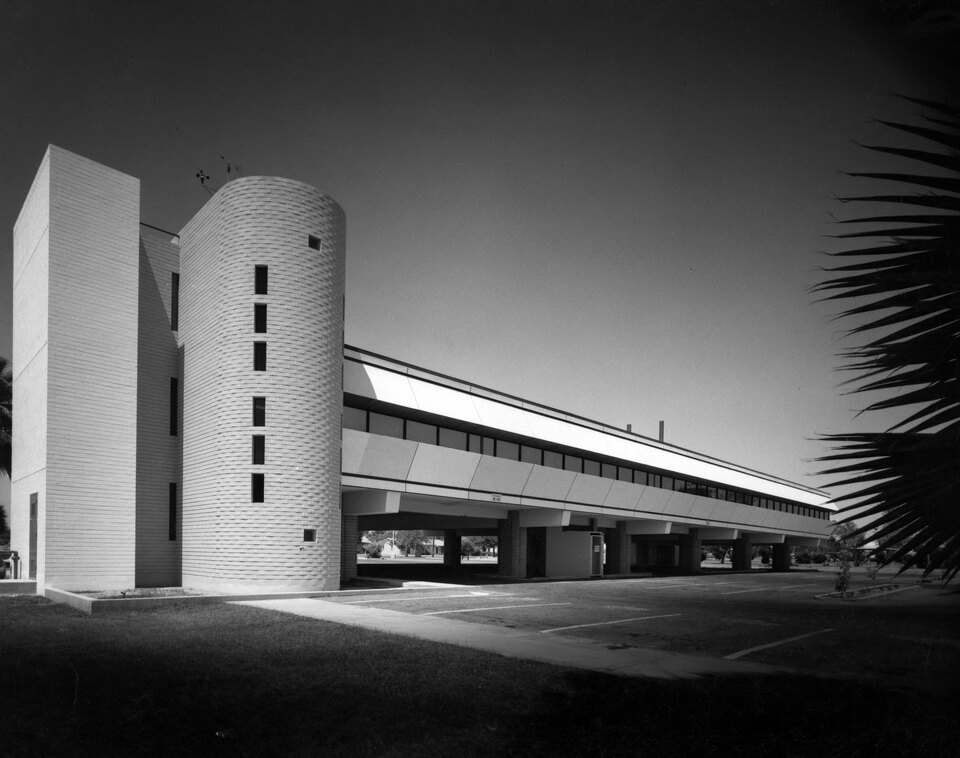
545;529;595;577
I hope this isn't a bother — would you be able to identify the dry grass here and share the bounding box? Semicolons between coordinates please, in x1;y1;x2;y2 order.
1;595;956;757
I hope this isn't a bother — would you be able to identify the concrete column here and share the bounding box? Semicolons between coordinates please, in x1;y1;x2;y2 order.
498;511;527;579
340;514;358;584
678;529;702;573
732;534;753;570
443;529;461;569
772;541;791;572
606;522;632;575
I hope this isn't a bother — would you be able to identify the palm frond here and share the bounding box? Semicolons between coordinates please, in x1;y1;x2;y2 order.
818;100;960;580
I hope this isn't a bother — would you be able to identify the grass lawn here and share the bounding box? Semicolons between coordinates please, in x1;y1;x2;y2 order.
1;595;956;757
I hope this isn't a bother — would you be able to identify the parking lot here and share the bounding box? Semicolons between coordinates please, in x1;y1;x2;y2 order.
321;570;960;689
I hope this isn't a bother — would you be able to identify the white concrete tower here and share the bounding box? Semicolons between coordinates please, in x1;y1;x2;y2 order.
179;177;345;593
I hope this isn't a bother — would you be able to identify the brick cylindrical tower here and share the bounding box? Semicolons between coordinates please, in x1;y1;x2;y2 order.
179;176;345;592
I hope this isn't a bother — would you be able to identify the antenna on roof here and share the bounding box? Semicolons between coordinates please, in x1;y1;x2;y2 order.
220;155;243;180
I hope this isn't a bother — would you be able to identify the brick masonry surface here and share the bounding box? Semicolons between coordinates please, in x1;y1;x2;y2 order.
13;146;140;591
180;176;345;592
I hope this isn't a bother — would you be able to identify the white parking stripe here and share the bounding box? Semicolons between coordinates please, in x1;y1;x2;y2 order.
723;628;835;660
342;593;504;604
540;613;681;634
420;602;571;616
719;583;817;595
640;581;741;590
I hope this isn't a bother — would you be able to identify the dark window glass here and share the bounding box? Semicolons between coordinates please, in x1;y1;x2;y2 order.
707;487;718;499
308;235;321;250
171;272;180;331
564;455;582;473
468;434;482;453
342;407;367;432
726;490;737;502
406;420;437;444
253;397;266;426
619;467;634;483
252;473;265;502
674;477;686;491
255;265;268;294
482;437;495;456
520;445;541;465
601;463;617;479
439;428;467;450
649;474;662;488
254;303;267;333
543;450;563;469
496;440;519;460
254;342;267;371
168;483;177;541
253;435;265;464
583;459;600;477
304;528;318;541
660;475;674;489
169;377;178;436
369;412;403;438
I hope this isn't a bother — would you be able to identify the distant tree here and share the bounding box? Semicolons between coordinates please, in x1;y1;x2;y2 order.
394;530;426;557
0;356;10;479
816;98;960;581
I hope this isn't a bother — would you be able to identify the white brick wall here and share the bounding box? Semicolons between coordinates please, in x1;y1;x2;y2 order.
134;227;182;586
13;146;140;591
180;176;345;592
10;149;50;579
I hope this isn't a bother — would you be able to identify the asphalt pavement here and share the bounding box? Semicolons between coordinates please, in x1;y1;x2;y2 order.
238;568;960;688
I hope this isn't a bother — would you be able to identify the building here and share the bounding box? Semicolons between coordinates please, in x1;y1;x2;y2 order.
9;146;834;594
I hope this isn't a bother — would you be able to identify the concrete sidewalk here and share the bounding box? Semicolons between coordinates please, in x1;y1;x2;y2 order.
236;597;784;680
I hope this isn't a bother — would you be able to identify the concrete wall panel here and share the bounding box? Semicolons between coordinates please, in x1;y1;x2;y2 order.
603;480;644;512
521;466;577;502
407;444;482;488
469;457;534;495
354;435;418;480
566;474;615;507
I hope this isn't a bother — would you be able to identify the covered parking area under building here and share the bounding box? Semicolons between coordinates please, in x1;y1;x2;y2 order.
340;488;828;584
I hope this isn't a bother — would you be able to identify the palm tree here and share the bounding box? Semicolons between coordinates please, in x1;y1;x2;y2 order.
816;98;960;581
0;356;10;480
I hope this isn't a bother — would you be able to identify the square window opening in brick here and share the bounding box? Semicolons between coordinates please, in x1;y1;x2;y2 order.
253;397;266;426
308;235;321;251
171;272;180;331
254;303;267;333
168;483;177;540
303;529;317;542
252;473;265;502
254;341;267;371
255;265;268;295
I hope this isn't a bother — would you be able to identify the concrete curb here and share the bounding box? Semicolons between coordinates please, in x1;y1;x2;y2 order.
0;579;37;595
41;581;464;615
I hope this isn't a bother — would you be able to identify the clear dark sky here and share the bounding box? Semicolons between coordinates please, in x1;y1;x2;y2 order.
1;0;956;504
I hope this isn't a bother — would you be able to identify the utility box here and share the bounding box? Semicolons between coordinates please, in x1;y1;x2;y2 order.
545;529;604;578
